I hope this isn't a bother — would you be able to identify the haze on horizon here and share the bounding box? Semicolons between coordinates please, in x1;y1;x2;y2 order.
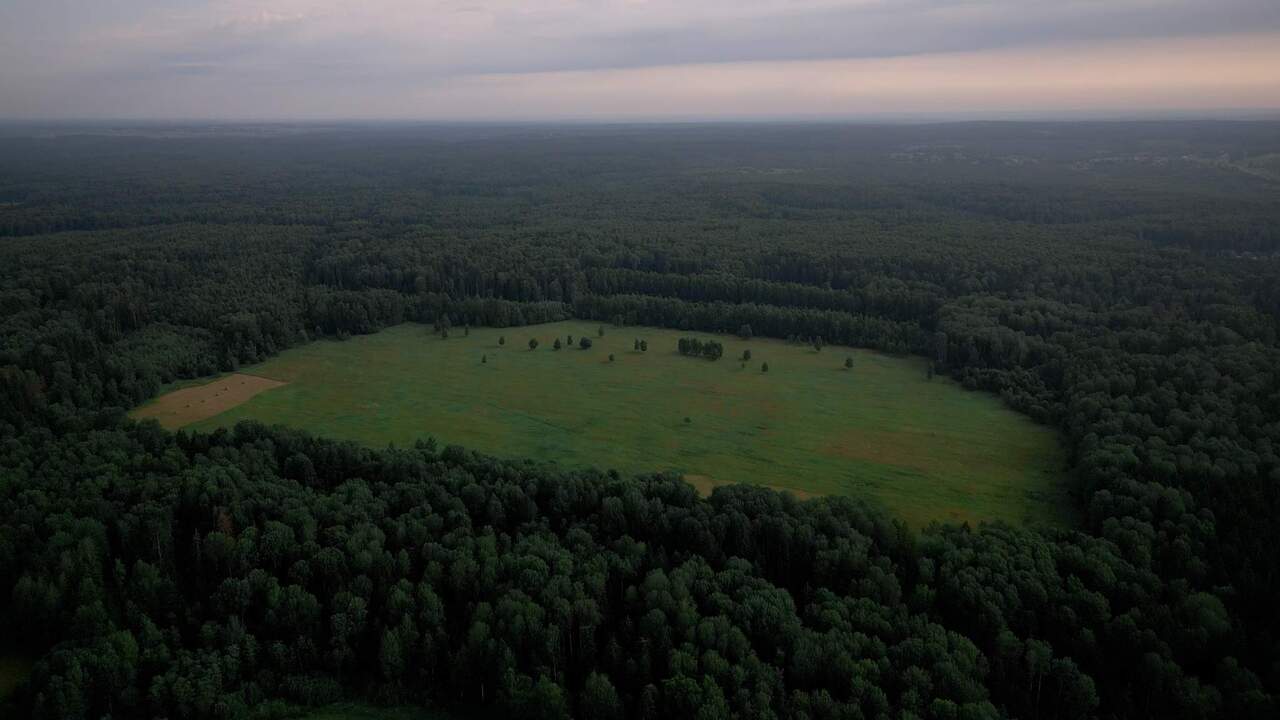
2;0;1279;122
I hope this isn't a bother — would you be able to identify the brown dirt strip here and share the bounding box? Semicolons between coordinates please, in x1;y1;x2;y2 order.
131;373;287;430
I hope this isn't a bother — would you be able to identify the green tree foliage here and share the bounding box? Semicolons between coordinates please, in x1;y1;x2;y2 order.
0;422;1020;719
0;123;1278;720
529;338;539;351
676;337;723;361
580;672;622;720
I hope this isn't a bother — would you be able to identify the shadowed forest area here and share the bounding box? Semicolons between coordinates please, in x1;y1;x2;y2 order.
1;122;1279;719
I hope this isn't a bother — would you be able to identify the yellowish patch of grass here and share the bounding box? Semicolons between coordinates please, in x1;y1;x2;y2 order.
131;373;286;430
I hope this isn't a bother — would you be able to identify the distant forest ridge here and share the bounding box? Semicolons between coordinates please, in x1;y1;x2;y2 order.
0;121;1278;251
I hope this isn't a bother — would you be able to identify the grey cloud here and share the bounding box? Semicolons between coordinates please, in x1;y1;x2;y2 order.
64;0;1280;82
3;0;1278;118
167;63;221;76
457;0;1280;74
34;1;1280;81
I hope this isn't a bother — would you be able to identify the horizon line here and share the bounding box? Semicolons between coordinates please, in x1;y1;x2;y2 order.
3;108;1280;127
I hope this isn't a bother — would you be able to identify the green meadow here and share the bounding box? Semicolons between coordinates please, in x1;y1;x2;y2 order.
164;321;1069;527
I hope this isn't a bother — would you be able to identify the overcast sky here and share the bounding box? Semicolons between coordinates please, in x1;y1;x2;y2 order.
2;1;1279;120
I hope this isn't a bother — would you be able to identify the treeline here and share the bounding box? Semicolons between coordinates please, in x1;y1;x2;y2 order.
574;295;927;356
585;268;943;325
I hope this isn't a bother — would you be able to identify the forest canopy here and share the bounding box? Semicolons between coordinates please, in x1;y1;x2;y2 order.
1;122;1278;719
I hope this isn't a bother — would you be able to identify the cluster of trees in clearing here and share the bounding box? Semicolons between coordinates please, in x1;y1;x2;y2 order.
676;337;724;361
1;123;1279;718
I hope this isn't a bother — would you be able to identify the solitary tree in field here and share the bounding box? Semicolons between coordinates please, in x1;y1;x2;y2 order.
499;336;505;346
464;325;470;337
482;354;487;364
845;356;853;370
579;337;593;350
742;349;752;362
567;335;574;346
529;338;539;351
554;338;563;350
598;325;605;337
814;336;824;352
634;339;641;351
640;340;648;352
609;353;615;362
761;362;770;373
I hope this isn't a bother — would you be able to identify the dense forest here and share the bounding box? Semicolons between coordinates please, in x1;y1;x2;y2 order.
1;122;1279;719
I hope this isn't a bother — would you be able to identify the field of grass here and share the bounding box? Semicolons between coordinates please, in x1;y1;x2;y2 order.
138;321;1070;527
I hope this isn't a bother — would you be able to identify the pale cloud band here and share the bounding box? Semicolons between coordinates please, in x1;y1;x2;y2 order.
2;1;1278;119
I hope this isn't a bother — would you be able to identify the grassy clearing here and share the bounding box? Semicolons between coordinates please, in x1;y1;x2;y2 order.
132;373;287;429
154;321;1070;527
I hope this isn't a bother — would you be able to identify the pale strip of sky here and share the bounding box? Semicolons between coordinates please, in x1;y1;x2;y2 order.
1;1;1278;119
